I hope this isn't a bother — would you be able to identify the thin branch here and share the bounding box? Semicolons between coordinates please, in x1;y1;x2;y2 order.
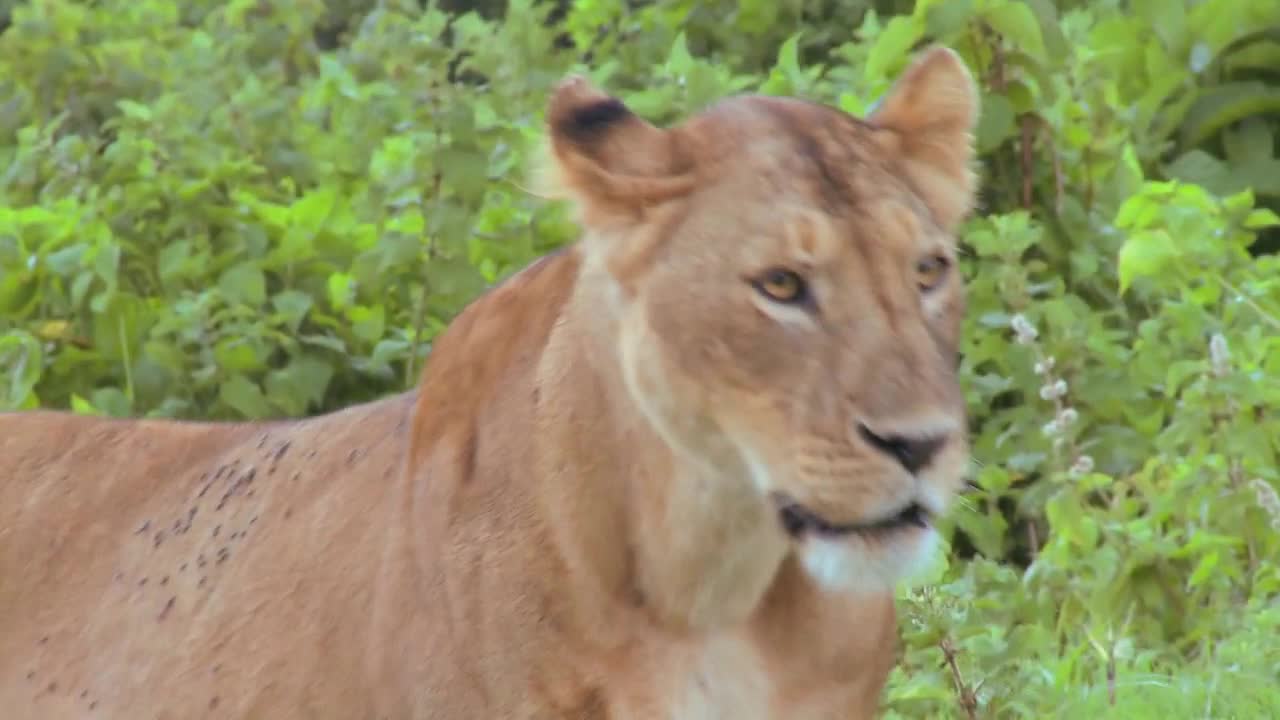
940;637;979;720
1216;275;1280;331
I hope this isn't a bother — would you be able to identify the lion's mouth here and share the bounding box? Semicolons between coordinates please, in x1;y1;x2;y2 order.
772;495;931;539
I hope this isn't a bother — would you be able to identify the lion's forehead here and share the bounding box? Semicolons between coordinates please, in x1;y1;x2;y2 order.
677;100;943;259
685;95;914;207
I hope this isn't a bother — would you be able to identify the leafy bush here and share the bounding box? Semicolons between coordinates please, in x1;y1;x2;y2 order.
2;0;1278;716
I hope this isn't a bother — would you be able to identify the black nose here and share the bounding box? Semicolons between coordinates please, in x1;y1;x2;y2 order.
857;424;946;475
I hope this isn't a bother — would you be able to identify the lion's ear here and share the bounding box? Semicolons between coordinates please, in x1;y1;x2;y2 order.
868;46;980;231
539;76;695;226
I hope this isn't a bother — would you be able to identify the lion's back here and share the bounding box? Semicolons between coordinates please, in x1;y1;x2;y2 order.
0;411;254;587
0;394;415;717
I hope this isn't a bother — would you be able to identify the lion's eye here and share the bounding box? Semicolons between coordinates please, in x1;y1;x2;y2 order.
916;255;950;292
753;268;809;305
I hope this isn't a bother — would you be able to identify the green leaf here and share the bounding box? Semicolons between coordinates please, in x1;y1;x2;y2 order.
94;242;121;291
977;465;1012;493
1133;0;1186;54
116;99;153;122
951;501;1008;558
351;305;387;346
1222;117;1274;166
976;92;1017;154
218;262;267;307
425;253;486;300
1188;550;1219;589
158;240;195;284
1117;229;1179;294
290;186;338;233
264;354;334;414
234;190;291;231
90;387;132;418
1164;150;1233;197
436;147;490;203
1180;82;1280;148
664;32;694;77
1045;489;1086;548
272;290;314;332
327;272;357;310
45;243;88;277
219;374;273;419
904;536;952;588
983;1;1046;61
214;337;265;372
865;16;923;86
776;32;803;84
1245;208;1280;229
0;330;42;410
1115;193;1155;229
70;393;101;416
922;0;975;38
91;292;149;365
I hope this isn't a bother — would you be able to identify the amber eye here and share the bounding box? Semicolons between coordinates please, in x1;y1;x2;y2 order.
753;268;809;305
916;255;950;292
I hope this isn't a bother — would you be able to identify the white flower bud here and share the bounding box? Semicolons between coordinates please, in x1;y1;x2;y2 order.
1039;379;1068;400
1070;455;1095;476
1252;479;1280;520
1209;333;1230;377
1011;314;1038;344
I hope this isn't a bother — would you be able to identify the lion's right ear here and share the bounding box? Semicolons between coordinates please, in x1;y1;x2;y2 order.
537;76;695;225
867;46;980;231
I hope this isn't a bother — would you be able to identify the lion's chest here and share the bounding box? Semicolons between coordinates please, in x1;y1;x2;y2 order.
674;634;773;719
617;632;775;720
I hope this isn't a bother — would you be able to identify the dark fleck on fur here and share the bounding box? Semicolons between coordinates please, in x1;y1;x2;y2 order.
157;596;175;621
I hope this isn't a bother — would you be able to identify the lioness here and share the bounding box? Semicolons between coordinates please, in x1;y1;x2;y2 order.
1;45;978;719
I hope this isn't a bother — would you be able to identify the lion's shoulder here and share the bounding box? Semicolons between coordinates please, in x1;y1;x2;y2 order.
407;245;581;454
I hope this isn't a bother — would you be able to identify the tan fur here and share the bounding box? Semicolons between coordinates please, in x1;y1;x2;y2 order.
0;46;979;719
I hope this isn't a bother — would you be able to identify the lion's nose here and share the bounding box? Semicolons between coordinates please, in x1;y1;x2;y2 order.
857;424;946;475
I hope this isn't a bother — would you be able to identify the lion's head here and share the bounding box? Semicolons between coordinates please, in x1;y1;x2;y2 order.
540;47;978;595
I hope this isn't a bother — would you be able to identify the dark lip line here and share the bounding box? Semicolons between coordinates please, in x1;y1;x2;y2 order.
773;495;931;538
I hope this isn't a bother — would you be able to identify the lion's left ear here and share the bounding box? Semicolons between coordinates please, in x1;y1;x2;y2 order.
538;76;696;227
868;46;980;231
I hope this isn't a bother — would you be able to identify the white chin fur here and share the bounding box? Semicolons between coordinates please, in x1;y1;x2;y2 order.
799;526;939;594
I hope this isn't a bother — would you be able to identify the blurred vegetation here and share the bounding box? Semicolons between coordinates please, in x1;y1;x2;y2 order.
2;0;1279;716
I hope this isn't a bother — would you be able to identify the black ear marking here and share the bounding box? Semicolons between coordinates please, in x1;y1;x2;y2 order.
556;97;632;144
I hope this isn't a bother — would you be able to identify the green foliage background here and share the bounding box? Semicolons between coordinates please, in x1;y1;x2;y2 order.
2;0;1279;716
